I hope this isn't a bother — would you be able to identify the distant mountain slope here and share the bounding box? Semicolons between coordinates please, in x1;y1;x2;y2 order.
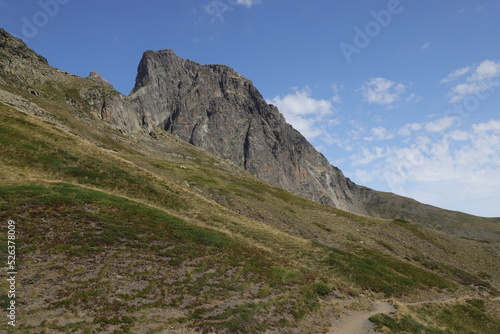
0;28;498;242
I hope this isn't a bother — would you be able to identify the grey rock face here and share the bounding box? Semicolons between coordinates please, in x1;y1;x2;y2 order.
129;49;371;213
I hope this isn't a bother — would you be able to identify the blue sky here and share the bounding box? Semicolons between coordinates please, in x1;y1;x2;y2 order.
1;0;500;217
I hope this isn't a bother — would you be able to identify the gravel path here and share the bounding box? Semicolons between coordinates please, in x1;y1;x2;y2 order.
329;301;395;334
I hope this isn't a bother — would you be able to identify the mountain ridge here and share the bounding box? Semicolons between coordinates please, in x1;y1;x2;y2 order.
0;28;498;242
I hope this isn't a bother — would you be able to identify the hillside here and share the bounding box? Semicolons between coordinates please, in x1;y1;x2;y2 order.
0;28;500;333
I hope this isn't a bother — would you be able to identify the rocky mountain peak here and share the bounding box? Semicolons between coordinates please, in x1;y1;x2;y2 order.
128;48;360;212
87;71;114;89
0;28;54;89
0;28;49;66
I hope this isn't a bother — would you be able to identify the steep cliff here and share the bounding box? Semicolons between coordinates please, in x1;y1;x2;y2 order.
129;49;367;213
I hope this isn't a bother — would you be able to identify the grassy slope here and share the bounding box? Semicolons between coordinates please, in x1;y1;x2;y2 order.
0;75;499;333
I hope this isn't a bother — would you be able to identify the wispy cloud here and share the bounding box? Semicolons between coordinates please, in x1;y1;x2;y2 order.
476;4;487;12
364;126;395;142
361;78;406;107
443;60;500;103
204;0;234;23
397;117;456;136
406;93;423;103
351;118;500;216
424;116;456;133
331;83;343;103
234;0;261;8
441;66;471;83
204;0;260;24
421;42;431;50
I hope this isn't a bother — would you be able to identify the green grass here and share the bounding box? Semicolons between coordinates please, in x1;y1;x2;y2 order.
0;105;188;211
370;314;446;333
0;183;230;251
321;244;451;296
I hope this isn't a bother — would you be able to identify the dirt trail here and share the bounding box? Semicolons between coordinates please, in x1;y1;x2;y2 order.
329;296;499;333
329;301;395;334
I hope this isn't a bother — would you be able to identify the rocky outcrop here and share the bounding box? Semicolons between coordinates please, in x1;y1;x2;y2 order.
0;28;52;86
129;49;368;212
87;71;114;89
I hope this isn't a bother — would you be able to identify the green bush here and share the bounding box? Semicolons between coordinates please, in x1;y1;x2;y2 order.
311;282;331;296
369;314;445;333
269;266;300;286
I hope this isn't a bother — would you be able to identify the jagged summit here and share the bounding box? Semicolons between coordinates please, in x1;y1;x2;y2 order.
87;71;114;89
132;49;243;91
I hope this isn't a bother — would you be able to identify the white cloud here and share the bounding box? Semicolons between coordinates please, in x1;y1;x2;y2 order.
361;78;405;106
421;42;431;50
331;83;343;103
448;130;469;141
424;117;456;133
266;87;337;139
204;0;259;23
204;0;234;23
323;133;355;151
406;93;423;103
399;122;423;136
352;147;387;166
472;119;500;133
468;60;500;82
444;60;500;103
441;66;471;83
398;117;456;136
350;118;500;216
477;4;487;12
364;127;395;142
235;0;261;8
